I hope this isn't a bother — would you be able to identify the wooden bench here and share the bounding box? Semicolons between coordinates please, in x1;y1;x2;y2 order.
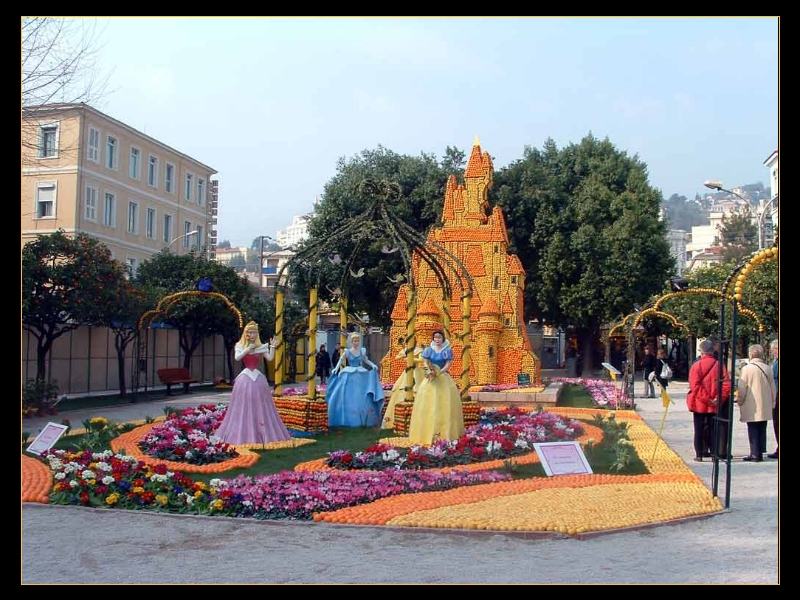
157;368;198;396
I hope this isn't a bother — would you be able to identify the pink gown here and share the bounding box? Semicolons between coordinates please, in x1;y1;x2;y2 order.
215;347;291;445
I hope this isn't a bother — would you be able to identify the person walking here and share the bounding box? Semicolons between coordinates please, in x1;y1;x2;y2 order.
642;346;658;398
686;339;731;462
768;339;779;459
736;344;776;462
315;344;332;385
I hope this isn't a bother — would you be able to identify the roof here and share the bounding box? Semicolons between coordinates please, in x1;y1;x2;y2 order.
23;103;217;174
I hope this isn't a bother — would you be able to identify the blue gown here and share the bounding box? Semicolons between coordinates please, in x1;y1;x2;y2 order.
326;348;385;427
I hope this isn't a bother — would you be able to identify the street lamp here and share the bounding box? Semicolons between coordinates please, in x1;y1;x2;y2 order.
704;180;772;249
166;230;199;251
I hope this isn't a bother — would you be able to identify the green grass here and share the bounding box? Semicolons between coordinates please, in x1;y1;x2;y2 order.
556;384;595;408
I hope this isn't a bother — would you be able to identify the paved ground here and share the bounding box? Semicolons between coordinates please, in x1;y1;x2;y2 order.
21;381;779;584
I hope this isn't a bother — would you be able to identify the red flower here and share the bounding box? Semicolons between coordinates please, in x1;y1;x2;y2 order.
470;447;485;458
79;492;90;505
153;464;168;475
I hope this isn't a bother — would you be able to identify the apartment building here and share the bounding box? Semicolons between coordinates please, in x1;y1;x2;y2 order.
22;103;218;275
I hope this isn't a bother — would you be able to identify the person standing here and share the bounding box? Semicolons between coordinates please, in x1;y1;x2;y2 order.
331;345;341;370
653;347;672;390
642;346;657;398
686;339;731;462
768;339;779;459
315;344;332;384
736;344;776;462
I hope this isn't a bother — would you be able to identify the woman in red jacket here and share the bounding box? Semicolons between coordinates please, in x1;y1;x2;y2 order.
687;339;731;461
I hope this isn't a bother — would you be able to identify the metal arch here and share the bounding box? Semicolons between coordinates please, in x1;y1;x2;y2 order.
136;290;243;331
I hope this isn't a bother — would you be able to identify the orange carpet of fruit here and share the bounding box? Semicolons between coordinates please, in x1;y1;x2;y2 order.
21;454;52;503
313;407;723;534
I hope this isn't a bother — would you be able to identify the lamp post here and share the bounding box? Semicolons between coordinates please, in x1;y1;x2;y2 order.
704;180;766;248
166;230;199;252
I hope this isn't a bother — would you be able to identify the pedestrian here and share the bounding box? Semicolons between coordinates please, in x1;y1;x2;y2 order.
652;347;672;390
315;344;332;384
686;339;731;461
736;344;776;462
768;339;778;459
331;345;341;370
642;346;657;398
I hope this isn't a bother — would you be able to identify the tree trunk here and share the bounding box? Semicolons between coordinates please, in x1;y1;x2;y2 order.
114;332;133;397
578;327;598;375
36;338;51;382
224;338;236;382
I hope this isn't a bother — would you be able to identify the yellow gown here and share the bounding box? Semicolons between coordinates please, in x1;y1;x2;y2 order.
382;356;426;430
408;347;465;445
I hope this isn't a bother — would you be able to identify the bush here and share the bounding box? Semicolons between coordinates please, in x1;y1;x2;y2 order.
23;379;61;416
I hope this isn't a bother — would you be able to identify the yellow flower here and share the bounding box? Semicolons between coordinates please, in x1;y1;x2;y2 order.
89;417;109;426
132;486;145;494
105;493;120;505
194;490;204;498
211;499;224;510
155;494;169;506
194;482;207;491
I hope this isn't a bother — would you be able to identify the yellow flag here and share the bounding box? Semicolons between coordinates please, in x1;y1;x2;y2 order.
661;388;672;409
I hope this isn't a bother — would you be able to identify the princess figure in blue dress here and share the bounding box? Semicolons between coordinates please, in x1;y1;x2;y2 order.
325;331;385;427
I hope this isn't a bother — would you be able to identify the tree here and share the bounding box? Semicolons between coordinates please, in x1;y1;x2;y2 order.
301;145;451;325
23;230;127;381
661;193;707;231
493;135;674;371
716;209;758;263
102;281;154;397
217;239;232;249
136;251;254;371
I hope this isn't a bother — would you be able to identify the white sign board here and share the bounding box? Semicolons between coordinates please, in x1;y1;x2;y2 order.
601;362;622;376
533;441;593;476
25;422;69;456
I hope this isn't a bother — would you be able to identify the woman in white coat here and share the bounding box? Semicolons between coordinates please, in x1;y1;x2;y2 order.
736;344;777;462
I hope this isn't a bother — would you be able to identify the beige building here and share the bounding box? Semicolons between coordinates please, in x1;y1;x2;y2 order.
22;103;218;275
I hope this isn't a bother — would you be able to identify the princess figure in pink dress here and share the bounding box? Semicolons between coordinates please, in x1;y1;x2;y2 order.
215;321;292;445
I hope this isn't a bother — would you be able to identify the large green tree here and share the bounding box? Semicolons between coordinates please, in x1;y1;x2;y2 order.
135;251;253;371
493;135;674;371
22;230;128;381
300;145;459;325
661;193;707;231
716;209;758;263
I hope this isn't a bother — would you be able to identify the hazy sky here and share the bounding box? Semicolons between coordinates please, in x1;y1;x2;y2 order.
83;17;778;247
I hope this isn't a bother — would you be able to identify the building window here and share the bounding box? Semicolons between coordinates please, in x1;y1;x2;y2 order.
147;155;158;187
493;276;499;290
125;257;138;278
87;127;100;162
196;226;203;249
163;214;173;243
129;147;141;179
488;346;495;359
38;124;58;158
106;136;118;169
35;183;56;218
146;208;156;239
103;192;116;227
197;178;205;206
128;201;139;234
493;244;499;253
183;221;192;248
84;186;98;221
510;275;517;285
185;173;193;201
504;318;511;326
165;163;175;193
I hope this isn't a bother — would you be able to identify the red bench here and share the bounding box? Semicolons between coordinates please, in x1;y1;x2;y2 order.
157;368;198;396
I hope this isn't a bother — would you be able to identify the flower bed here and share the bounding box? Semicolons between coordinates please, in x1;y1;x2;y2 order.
470;383;546;393
551;377;633;409
327;408;584;471
42;448;508;520
138;404;238;465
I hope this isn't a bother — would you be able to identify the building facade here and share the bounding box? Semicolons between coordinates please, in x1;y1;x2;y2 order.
22;103;217;275
276;214;312;248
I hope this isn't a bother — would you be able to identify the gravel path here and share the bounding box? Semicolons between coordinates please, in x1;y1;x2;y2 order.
22;382;779;584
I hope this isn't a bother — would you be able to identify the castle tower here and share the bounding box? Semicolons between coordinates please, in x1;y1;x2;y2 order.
381;139;541;387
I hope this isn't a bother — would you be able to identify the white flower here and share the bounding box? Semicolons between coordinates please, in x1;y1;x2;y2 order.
381;449;400;462
514;438;529;449
54;472;66;480
69;480;79;488
209;479;223;488
185;451;193;459
150;474;169;483
95;462;112;472
81;470;96;480
242;500;253;507
101;476;115;485
486;441;501;454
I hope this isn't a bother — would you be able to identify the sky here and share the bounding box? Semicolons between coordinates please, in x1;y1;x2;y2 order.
80;17;778;247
